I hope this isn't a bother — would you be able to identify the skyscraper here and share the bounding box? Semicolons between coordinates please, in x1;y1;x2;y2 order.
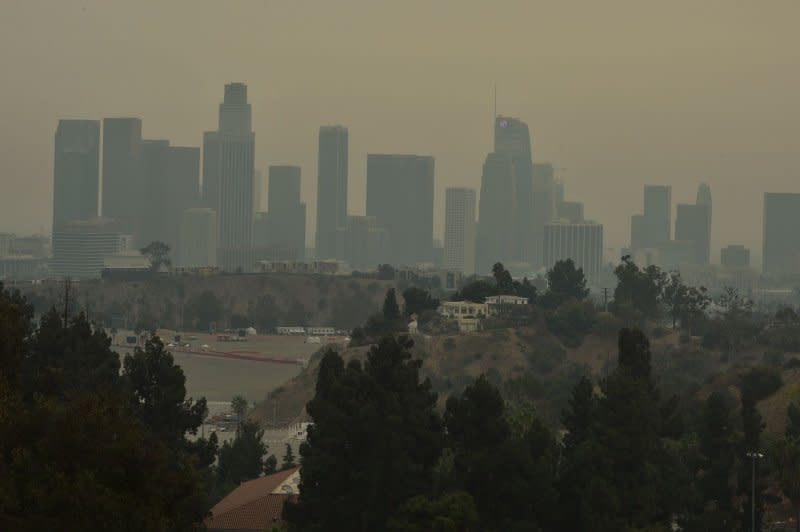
630;214;647;249
315;126;348;259
179;208;217;268
52;217;131;279
444;187;477;275
476;153;516;273
52;119;100;231
543;221;603;283
495;116;533;262
335;215;389;270
205;83;255;271
366;154;434;266
264;165;306;259
643;185;672;246
763;193;800;275
532;162;557;267
139;142;200;257
675;203;711;264
163;147;201;255
139;139;171;246
102;117;143;238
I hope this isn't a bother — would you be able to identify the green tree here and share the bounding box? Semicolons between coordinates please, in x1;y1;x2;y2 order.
452;279;496;303
216;420;267;488
122;336;207;444
281;443;296;470
383;288;401;321
402;287;439;318
593;329;665;530
386;492;479;532
492;263;514;295
445;375;557;531
661;273;710;330
252;294;283;332
187;290;223;331
697;391;738;530
717;287;754;360
140;240;172;271
231;394;248;434
543;258;589;308
264;454;278;475
0;288;214;531
284;337;443;532
611;256;666;321
24;308;120;398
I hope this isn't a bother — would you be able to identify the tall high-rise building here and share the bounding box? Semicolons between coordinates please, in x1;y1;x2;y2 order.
444;187;477;275
763;193;800;275
52;217;131;279
476;153;516;273
643;185;672;246
532;162;557;267
543;221;603;283
179;208;217;268
52;120;100;231
675;203;711;265
263;165;306;260
253;169;265;213
140;142;200;258
202;131;220;209
315;126;348;259
335;215;390;270
204;83;256;271
102;117;143;238
139;139;170;246
366;154;434;266
495;116;533;262
630;214;647;249
163;147;201;255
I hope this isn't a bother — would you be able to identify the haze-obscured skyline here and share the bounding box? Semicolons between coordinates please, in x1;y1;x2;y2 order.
1;1;798;262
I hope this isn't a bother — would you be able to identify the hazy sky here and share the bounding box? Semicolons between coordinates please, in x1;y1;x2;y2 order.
1;1;798;264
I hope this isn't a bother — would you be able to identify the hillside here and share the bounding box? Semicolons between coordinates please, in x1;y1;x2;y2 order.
251;325;735;428
18;273;394;332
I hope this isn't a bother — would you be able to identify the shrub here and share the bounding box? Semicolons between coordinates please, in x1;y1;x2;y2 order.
738;366;783;401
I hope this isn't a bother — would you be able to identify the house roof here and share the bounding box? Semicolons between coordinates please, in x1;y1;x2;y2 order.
205;467;300;531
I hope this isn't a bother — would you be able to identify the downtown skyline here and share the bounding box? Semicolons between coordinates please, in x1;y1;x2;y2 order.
1;1;799;265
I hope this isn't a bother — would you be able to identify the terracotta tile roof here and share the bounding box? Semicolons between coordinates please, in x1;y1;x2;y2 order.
205;467;300;531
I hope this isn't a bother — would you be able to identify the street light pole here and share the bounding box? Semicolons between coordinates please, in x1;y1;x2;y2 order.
746;451;764;532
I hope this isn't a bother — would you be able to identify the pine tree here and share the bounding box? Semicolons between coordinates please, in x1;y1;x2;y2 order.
281;443;296;470
284;338;443;531
383;288;401;321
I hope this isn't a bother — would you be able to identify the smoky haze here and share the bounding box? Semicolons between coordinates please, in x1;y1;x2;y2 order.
1;1;798;263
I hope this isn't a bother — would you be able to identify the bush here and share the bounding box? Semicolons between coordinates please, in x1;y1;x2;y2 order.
545;299;596;348
526;336;567;374
738;366;783;401
443;337;456;351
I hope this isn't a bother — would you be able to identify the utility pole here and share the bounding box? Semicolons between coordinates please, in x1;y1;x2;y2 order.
746;451;764;532
602;287;609;311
